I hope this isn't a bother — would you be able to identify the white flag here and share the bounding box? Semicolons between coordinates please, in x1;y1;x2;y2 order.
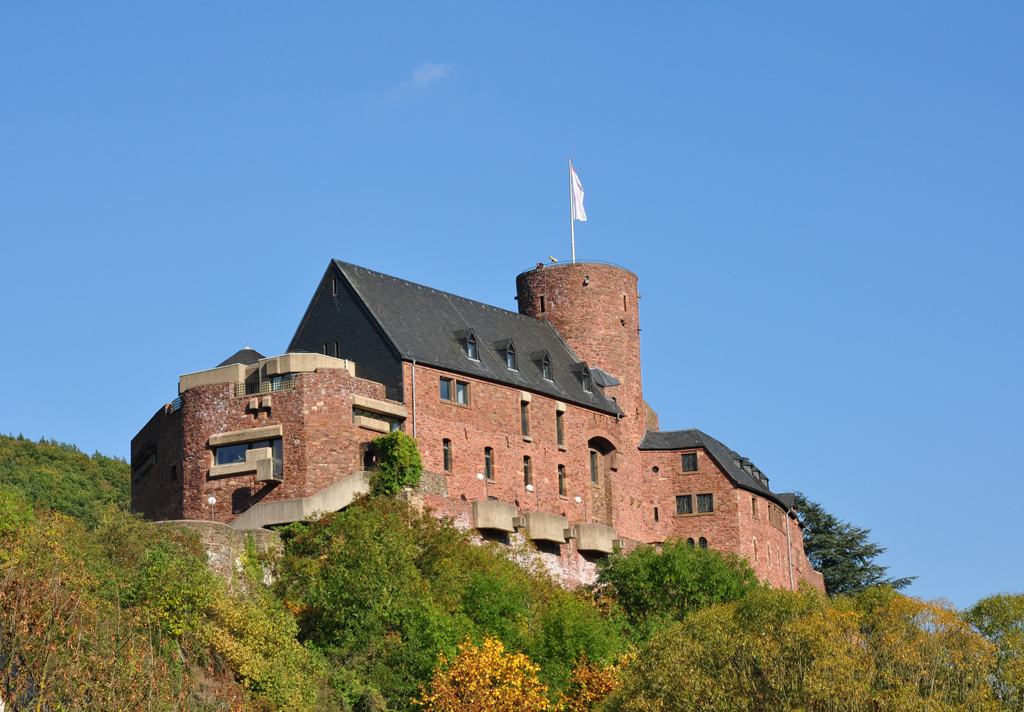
571;165;587;222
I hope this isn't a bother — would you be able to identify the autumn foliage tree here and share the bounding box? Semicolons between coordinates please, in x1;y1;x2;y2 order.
415;635;551;712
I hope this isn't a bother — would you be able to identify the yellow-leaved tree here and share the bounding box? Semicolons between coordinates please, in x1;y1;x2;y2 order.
415;635;550;712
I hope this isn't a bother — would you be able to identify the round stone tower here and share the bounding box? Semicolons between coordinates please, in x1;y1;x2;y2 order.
516;262;645;438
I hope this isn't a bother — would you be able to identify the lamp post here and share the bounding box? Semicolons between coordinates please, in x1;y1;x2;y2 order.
526;483;539;511
575;495;587;523
476;473;489;500
207;496;217;522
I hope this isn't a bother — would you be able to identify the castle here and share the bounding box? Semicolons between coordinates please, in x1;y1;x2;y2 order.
132;259;824;591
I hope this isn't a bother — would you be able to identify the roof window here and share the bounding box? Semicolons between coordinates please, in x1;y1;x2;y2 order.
581;365;592;392
542;354;552;380
506;342;517;371
467;333;478;360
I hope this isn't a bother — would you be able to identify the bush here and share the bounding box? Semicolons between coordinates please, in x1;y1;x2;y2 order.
606;586;997;712
370;430;423;496
596;538;759;637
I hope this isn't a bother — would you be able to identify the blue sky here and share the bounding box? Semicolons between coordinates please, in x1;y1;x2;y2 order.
1;3;1021;607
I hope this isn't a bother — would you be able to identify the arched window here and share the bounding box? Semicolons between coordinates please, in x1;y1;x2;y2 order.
686;538;695;548
523;456;532;486
698;537;708;549
484;447;494;481
558;465;566;496
442;439;452;472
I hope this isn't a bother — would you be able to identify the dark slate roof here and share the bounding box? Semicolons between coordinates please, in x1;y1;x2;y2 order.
591;367;621;387
640;428;795;513
323;260;622;415
217;347;265;368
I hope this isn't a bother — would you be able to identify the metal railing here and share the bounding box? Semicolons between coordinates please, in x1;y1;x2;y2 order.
272;457;283;477
235;374;296;397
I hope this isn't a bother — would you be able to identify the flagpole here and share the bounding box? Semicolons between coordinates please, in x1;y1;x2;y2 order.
569;158;576;264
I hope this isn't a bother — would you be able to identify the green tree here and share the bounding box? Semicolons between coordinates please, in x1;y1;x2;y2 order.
794;492;914;597
370;430;424;495
0;433;130;527
968;592;1024;711
606;587;997;712
595;538;759;638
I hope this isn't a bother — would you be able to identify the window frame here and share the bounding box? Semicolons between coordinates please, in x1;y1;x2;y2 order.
698;537;708;549
455;380;470;405
581;366;592;393
440;377;453;401
681;452;698;472
676;494;693;515
697;493;714;513
556;410;565;446
558;464;566;496
467;333;478;360
442;439;452;473
589;450;599;484
523;455;532;487
484;447;494;481
542;355;552;381
521;401;530;437
506;343;517;371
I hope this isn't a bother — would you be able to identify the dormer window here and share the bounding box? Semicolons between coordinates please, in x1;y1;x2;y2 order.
542;355;552;380
506;343;517;370
467;333;478;360
581;365;592;392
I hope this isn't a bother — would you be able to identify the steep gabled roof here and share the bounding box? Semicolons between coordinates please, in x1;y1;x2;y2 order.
216;347;265;368
640;428;797;515
292;260;623;415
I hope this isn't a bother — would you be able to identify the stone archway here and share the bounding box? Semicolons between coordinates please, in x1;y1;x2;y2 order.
587;436;617;527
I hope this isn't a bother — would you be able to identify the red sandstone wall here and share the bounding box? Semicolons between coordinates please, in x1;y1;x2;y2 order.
515;263;648;540
407;361;641;532
133;368;396;524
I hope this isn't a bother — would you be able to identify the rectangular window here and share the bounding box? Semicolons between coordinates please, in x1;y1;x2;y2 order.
332;278;338;296
558;465;566;496
681;452;698;472
556;411;565;446
676;494;692;515
590;451;599;484
456;381;469;405
540;295;546;313
214;438;282;466
521;402;530;437
654;507;659;522
485;447;494;481
751;497;758;517
440;378;453;401
697;493;714;513
170;465;177;481
523;456;531;486
542;357;552;380
443;439;452;472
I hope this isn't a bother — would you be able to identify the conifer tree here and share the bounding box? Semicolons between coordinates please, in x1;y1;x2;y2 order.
794;492;914;596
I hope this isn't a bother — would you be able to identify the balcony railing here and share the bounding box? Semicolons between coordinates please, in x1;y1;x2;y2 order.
235;374;296;397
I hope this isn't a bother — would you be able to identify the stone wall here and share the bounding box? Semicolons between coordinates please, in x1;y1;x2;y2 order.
152;520;282;591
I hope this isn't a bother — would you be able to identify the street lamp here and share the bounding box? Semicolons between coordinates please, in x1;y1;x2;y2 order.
476;473;489;500
575;495;587;523
207;496;217;522
526;483;539;511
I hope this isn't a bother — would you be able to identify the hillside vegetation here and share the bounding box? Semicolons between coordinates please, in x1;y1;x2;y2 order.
0;432;1021;712
0;433;130;526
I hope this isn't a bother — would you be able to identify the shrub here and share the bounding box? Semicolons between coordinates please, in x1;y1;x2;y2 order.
414;635;550;712
370;430;423;496
596;538;759;636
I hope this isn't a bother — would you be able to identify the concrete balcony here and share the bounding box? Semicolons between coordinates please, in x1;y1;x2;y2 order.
573;523;617;553
472;500;518;532
517;511;569;543
209;447;283;483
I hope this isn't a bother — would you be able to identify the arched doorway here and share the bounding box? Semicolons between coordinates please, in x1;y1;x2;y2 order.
586;437;617;526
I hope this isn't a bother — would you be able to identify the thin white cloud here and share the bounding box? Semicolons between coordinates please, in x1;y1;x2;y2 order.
387;62;454;99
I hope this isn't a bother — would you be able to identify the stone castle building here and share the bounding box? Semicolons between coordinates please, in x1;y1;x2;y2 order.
132;259;824;591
